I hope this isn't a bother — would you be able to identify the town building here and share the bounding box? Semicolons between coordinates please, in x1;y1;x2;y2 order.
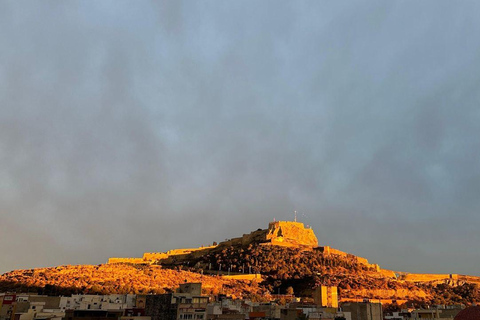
59;295;136;311
144;283;209;320
341;301;383;320
313;286;338;308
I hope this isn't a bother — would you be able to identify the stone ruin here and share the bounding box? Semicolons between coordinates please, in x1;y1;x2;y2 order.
108;220;319;264
265;221;319;247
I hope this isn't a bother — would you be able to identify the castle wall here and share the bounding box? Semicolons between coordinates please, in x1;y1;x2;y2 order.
380;269;396;278
107;221;386;276
318;246;390;275
266;221;318;247
220;274;263;281
108;258;145;264
402;273;459;282
143;253;169;261
319;246;348;257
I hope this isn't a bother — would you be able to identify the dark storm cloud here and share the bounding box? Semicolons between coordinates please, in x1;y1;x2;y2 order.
1;1;480;275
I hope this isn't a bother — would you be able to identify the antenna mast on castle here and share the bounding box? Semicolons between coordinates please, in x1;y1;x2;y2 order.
294;210;297;222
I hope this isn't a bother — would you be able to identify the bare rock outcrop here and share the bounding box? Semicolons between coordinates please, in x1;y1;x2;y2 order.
265;221;318;247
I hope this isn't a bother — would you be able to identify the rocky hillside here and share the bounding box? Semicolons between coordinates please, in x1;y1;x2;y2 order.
156;243;429;300
2;246;479;307
0;264;267;299
2;221;480;307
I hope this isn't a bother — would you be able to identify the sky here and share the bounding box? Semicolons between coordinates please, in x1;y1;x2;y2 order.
1;1;480;275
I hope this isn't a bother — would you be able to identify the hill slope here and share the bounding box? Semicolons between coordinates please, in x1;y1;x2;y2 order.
0;264;266;299
2;221;480;307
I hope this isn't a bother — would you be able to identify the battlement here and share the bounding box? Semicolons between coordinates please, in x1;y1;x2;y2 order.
402;273;459;282
317;245;396;277
108;257;146;264
266;221;318;247
106;221;396;281
107;221;319;265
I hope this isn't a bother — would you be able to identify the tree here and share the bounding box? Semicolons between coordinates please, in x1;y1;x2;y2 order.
286;286;294;295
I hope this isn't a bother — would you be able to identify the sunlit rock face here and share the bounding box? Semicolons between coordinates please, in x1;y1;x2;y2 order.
265;221;318;248
108;221;320;265
207;221;319;249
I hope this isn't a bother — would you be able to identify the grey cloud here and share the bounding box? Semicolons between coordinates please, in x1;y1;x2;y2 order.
1;1;480;275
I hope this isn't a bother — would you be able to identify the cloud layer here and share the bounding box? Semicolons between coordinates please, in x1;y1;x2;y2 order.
1;1;480;275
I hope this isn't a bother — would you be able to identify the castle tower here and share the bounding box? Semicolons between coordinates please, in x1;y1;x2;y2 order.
266;221;318;247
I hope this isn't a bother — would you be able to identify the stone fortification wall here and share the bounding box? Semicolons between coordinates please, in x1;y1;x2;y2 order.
219;237;246;248
142;247;217;263
107;221;394;280
402;273;459;282
142;253;169;261
109;247;217;265
110;221;400;271
319;246;348;257
241;229;270;246
460;275;480;284
105;221;477;288
380;269;397;278
166;248;214;255
318;246;393;277
356;256;369;265
108;257;146;264
207;221;318;249
221;274;263;281
107;221;319;265
266;221;318;247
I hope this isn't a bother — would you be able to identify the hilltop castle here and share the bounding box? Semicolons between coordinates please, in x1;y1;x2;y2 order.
107;220;392;277
108;221;318;265
266;220;318;247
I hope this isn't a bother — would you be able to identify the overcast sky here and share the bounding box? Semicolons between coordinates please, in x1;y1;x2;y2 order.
1;1;480;275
